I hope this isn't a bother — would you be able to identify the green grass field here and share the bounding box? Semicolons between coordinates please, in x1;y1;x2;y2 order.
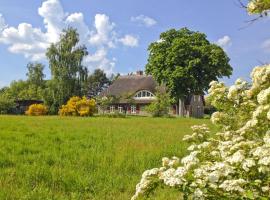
0;116;216;200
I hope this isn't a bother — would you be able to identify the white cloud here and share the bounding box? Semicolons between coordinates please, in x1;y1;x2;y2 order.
85;48;107;63
38;0;65;43
131;15;157;27
119;35;138;47
84;48;115;75
89;14;116;48
66;13;90;43
0;0;138;74
216;35;232;49
0;23;48;61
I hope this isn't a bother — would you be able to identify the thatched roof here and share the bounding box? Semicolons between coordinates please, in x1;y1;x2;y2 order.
99;74;205;105
100;75;158;97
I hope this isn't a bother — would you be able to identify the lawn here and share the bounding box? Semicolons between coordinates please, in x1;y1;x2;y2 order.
0;116;216;200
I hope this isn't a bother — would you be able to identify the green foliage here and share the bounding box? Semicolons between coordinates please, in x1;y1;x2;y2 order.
0;94;15;114
0;62;45;109
46;28;88;113
204;97;217;115
132;65;270;200
145;87;171;117
3;80;43;100
145;28;232;101
0;116;214;199
247;0;270;15
85;69;110;98
26;62;45;87
97;95;119;114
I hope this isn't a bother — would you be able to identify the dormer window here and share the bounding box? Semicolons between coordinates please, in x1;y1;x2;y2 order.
134;90;155;99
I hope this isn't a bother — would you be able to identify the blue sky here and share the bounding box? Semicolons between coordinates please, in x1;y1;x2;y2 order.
0;0;269;88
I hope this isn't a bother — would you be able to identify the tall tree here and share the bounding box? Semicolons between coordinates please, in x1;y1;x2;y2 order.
145;28;232;114
26;62;45;87
85;69;110;98
46;28;88;112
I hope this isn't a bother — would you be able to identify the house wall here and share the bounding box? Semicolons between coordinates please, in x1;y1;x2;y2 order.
188;95;204;118
97;95;204;118
98;104;151;116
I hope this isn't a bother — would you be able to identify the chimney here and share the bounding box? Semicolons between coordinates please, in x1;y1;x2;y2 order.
136;70;143;75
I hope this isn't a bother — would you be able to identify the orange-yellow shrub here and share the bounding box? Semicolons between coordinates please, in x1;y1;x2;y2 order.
25;104;48;116
59;96;96;116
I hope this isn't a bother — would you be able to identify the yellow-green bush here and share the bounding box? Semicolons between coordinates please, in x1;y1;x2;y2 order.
25;104;48;116
59;96;96;116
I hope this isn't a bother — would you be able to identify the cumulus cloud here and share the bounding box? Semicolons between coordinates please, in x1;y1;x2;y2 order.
216;35;232;49
119;35;138;47
88;14;116;48
83;48;116;74
0;23;48;60
131;15;157;27
38;0;65;43
0;0;138;74
66;13;90;43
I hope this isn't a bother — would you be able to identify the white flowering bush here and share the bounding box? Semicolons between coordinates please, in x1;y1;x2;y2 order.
131;65;270;200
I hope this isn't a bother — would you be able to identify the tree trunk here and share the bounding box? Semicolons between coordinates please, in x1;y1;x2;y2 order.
178;98;185;117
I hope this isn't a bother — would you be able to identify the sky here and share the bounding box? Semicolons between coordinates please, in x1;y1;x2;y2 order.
0;0;270;88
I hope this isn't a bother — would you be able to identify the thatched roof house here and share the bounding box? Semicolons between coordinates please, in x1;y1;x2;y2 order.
99;71;204;118
100;74;158;104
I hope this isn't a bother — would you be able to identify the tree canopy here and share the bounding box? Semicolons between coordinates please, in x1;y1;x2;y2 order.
46;28;88;113
85;69;110;98
26;62;45;87
145;28;233;101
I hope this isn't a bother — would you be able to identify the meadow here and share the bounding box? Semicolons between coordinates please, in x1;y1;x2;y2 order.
0;116;216;200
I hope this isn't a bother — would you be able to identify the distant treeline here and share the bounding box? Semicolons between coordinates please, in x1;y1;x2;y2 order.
0;28;119;114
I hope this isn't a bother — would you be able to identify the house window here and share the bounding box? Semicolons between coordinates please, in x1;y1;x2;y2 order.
118;106;123;113
131;105;136;114
134;90;155;99
110;106;115;113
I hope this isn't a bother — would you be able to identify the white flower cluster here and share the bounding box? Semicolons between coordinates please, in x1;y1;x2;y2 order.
247;0;258;14
132;65;270;199
183;124;210;143
227;79;248;102
131;168;161;200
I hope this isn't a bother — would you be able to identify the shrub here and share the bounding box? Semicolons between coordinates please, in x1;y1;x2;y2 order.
132;65;270;200
145;87;171;117
0;95;15;114
59;96;96;117
25;104;48;116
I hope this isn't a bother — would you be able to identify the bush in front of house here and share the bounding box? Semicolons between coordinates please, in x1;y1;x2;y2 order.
145;87;171;117
25;104;48;116
59;96;96;117
131;64;270;200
